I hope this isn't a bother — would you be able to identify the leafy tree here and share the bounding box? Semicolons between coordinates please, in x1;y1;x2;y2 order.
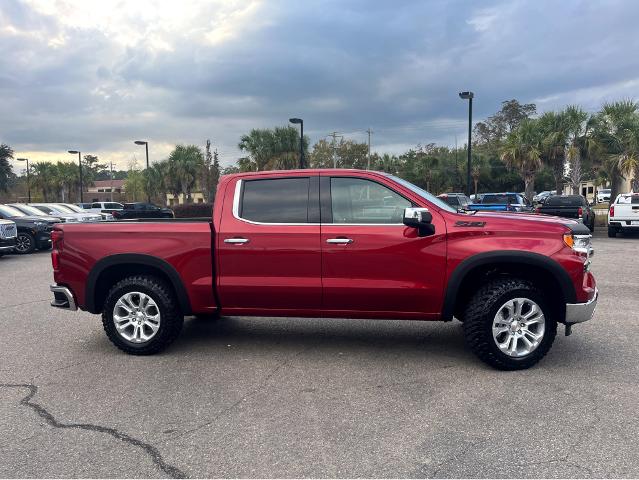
0;144;15;192
125;168;145;202
31;162;59;202
167;144;204;203
538;111;569;194
239;126;308;171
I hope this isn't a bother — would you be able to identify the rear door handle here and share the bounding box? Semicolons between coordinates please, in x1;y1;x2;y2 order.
326;238;353;244
224;238;249;244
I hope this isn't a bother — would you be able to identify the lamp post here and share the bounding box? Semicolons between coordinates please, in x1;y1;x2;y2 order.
134;140;150;202
458;91;474;197
68;150;83;202
17;158;31;202
288;118;305;169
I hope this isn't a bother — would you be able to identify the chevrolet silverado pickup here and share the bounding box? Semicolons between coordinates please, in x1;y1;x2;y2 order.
49;169;598;370
608;192;639;237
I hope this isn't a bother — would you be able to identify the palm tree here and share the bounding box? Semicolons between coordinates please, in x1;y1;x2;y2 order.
167;145;204;203
31;162;59;202
146;160;170;204
592;100;639;198
56;161;80;202
538;111;569;194
500;119;543;201
238;126;308;171
0;144;15;193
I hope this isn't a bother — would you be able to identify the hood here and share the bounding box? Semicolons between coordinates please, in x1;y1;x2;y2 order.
10;215;49;222
472;211;579;226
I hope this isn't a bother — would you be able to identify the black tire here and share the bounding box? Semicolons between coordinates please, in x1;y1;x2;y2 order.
607;226;617;238
102;275;184;355
463;278;557;370
15;232;36;254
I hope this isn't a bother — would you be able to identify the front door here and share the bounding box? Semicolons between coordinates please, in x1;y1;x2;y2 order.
217;174;322;314
320;174;447;319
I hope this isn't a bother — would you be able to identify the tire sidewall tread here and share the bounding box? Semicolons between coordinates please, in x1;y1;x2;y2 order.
102;275;183;355
463;277;557;370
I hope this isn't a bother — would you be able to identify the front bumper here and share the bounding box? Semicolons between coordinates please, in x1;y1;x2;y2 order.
0;237;16;252
35;230;52;248
565;287;598;324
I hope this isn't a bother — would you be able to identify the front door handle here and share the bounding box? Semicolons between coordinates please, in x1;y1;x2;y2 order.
326;238;353;244
224;237;249;244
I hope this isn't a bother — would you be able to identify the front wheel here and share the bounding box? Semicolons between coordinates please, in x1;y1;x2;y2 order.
463;278;557;370
15;232;36;254
102;275;184;355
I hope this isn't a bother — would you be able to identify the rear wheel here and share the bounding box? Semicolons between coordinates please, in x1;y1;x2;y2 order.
102;275;184;355
15;232;36;254
463;278;557;370
607;226;617;238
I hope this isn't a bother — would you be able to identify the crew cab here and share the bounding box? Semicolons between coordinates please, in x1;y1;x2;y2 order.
49;169;598;370
468;192;533;212
537;195;595;231
608;193;639;237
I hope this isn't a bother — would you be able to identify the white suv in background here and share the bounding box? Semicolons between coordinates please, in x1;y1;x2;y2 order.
597;188;611;203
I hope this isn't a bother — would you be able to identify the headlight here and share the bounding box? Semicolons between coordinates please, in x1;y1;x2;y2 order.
34;221;46;227
563;233;593;256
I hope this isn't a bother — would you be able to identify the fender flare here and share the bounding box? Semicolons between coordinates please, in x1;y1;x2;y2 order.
85;253;192;314
441;250;577;321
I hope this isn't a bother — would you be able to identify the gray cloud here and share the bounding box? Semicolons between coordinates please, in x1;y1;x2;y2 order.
2;0;639;168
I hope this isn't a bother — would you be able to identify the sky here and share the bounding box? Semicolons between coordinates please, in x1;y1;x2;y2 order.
2;0;639;172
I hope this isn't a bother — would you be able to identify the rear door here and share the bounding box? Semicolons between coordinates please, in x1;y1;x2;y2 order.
320;174;447;318
217;174;322;313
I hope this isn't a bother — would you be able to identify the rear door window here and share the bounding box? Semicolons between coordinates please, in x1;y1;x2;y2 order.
240;177;310;223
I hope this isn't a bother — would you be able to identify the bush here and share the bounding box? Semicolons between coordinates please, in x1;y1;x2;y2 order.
172;203;213;218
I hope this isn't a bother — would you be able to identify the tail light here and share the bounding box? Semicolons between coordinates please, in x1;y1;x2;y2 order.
51;229;63;271
577;207;583;217
609;205;615;218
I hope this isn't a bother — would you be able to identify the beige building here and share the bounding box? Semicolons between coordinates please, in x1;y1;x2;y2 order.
165;192;207;206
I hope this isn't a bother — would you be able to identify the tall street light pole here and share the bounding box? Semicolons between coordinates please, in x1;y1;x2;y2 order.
68;150;83;202
17;158;30;202
459;91;474;197
289;118;305;169
134;140;150;202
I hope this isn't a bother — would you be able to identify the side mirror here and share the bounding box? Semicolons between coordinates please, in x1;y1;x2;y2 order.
403;207;435;236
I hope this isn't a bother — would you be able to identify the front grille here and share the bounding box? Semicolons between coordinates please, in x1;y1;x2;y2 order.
0;224;17;239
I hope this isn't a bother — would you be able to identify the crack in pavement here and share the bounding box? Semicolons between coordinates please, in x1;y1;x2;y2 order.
0;383;187;479
168;347;311;442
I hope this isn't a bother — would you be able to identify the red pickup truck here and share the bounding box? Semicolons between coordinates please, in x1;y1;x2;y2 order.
49;169;598;370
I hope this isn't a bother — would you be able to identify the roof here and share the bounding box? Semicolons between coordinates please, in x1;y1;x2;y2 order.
91;180;125;188
223;168;388;178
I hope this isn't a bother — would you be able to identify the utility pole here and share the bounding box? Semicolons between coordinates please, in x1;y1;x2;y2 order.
110;162;114;202
327;132;342;168
366;128;373;170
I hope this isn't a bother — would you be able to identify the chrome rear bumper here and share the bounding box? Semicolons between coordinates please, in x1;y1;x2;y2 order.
50;285;77;311
565;288;598;324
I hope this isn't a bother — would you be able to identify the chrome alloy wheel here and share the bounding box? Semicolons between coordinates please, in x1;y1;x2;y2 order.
492;297;545;357
113;292;161;343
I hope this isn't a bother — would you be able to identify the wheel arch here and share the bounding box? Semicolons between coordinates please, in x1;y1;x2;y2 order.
442;250;576;322
86;254;192;315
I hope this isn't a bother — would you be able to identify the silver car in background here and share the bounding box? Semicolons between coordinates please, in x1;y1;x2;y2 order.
29;203;102;222
56;203;114;221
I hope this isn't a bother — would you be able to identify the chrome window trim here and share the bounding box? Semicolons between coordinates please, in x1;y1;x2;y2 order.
232;179;405;227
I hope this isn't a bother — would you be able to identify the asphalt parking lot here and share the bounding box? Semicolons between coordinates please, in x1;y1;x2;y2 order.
0;232;638;478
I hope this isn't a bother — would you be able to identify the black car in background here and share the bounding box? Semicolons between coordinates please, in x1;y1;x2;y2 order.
0;204;58;254
536;195;595;231
112;203;174;220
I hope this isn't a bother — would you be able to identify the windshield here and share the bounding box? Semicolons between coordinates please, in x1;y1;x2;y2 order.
48;204;75;213
481;194;519;204
0;205;26;217
60;204;84;213
388;175;457;213
545;196;584;206
10;204;45;216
